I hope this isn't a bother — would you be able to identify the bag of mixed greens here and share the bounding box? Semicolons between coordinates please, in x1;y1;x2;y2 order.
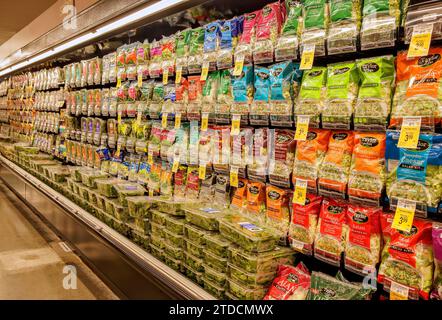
212;126;230;174
231;127;253;176
185;166;200;200
344;204;382;275
202;71;219;108
251;66;271;125
269;129;296;188
247;128;269;182
203;21;222;71
378;215;434;300
217;18;238;69
173;164;188;200
293;129;331;192
187;75;204;121
334;271;374;300
269;61;295;127
301;0;329;56
318;131;355;196
289;193;322;255
264;263;311;300
199;172;216;203
187;27;205;74
385;131;442;216
231;66;254;118
354;55;395;130
235;11;261;66
314;197;348;266
348;132;386;205
265;185;292;238
214;174;231;208
246;181;267;217
231;178;248;209
175;29;191;74
216;69;233;123
275;0;302;61
390;49;442;131
432;223;442;300
295;67;327;128
307;271;369;300
327;0;360;54
149;161;162;194
323;61;359;130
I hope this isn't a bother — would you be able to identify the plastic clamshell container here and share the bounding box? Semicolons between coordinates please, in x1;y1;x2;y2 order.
77;185;90;202
204;250;228;273
164;255;183;272
164;229;184;248
149;243;165;260
163;241;184;260
184;251;205;272
71;168;83;182
164;215;185;235
127;196;152;218
95;178;123;198
150;222;166;238
203;276;226;299
184;206;224;231
204;265;227;287
80;169;108;188
205;234;230;258
227;245;295;273
156;198;187;216
88;190;98;206
227;263;276;287
95;194;106;210
184;223;214;245
184;238;205;259
219;214;279;253
113;203;129;222
104;199;116;216
151;209;167;225
227;279;268;300
184;263;204;285
150;234;165;249
114;183;146;206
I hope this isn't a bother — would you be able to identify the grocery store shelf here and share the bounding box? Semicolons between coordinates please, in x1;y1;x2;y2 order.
0;154;214;300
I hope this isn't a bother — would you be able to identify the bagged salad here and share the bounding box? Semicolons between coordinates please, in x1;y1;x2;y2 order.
235;11;260;66
250;66;271;126
217;17;240;69
301;0;329;57
187;27;205;74
269;61;296;127
432;223;442;300
268;129;296;188
231;65;254;121
265;185;292;240
215;69;233;124
275;0;303;61
263;263;311;300
246;180;267;218
247;128;268;182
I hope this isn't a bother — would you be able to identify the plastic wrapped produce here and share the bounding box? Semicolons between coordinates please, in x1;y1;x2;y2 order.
217;18;238;69
215;69;233;124
114;182;146;207
126;196;152;219
184;205;225;231
314;198;348;266
301;0;329;57
175;29;191;75
289;194;322;255
354;55;395;131
295;67;327;128
250;66;271;125
184;251;204;272
348;132;386;206
228;263;276;288
235;11;260;66
203;277;225;299
203;21;221;71
268;129;296;187
378;213;434;300
231;178;248;209
227;278;267;300
187;27;205;74
247;128;268;182
205;233;230;258
264;263;311;300
205;265;227;288
269;61;296;127
231;65;254;121
246;181;267;216
275;0;302;61
432;223;442;300
265;185;292;239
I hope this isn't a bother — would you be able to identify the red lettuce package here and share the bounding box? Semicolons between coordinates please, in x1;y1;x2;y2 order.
314;198;348;266
263;263;311;300
378;213;434;300
235;10;261;65
344;204;382;275
269;129;296;188
289;194;323;255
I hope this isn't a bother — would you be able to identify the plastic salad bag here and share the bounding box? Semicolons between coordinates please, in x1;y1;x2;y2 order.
354;55;395;131
217;17;239;69
323;61;359;130
263;263;311;300
314;197;348;266
301;0;329;57
216;69;233;124
390;49;442;132
203;21;222;71
318;131;355;197
385;131;442;218
289;193;322;255
378;213;434;300
295;66;327;128
251;66;271;126
201;71;219;118
149;40;162;78
187;75;204;121
275;0;303;61
348;132;386;206
292;129;331;192
246;180;267;217
432;223;442;300
175;29;191;75
265;184;292;239
247;128;268;182
344;204;382;275
187;27;205;74
268;129;296;188
269;61;295;127
235;11;261;66
231;178;248;209
231;66;254;122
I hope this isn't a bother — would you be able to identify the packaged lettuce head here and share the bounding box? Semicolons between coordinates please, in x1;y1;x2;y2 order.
232;65;254;104
385;131;442;216
432;223;442;300
322;61;359;130
354;55;394;131
295;66;327;127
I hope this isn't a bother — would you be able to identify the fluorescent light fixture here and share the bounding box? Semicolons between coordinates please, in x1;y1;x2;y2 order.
53;32;97;53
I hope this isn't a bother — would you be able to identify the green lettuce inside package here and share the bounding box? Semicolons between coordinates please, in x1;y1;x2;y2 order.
301;0;329;56
275;0;303;61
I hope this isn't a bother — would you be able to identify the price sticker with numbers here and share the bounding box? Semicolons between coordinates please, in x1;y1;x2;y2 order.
408;24;433;58
300;44;315;70
231;114;241;136
392;199;416;233
172;157;180;173
398;117;421;149
117;111;122;124
117;77;122;88
162;113;168;128
295;115;310;141
148;152;154;165
390;281;409;300
233;55;244;76
201;113;209;131
175;112;182;129
198;163;207;180
293;179;308;205
163;69;169;85
138;73;143;87
137;105;143;124
175;65;183;84
230;166;239;188
200;61;209;81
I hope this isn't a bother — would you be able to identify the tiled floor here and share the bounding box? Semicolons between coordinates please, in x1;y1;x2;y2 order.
0;182;118;300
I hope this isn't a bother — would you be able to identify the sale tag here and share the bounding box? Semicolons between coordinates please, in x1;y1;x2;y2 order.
407;24;433;58
231;114;241;136
115;145;121;158
138;73;143;87
295;115;310;141
175;65;182;84
137;106;142;124
230;166;239;188
117;111;122;124
148;152;154;165
162;113;168;128
397;117;421;149
117;77;122;88
300;44;315;70
163;69;169;85
172;158;180;173
198;163;206;180
175;113;181;129
149;189;154;197
233;55;244;76
200;61;209;81
390;281;409;300
201;113;209;131
293;179;308;205
392;199;416;233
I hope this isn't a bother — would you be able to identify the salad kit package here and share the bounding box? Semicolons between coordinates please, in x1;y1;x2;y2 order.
217;18;240;70
268;129;296;187
187;27;205;74
378;213;434;300
269;61;296;127
354;55;395;131
432;223;442;300
251;66;271;126
301;0;329;57
314;198;348;266
275;0;302;62
215;69;233;124
235;11;259;66
247;128;268;182
263;263;311;300
231;65;254;122
386;131;442;217
265;185;292;240
246;181;267;217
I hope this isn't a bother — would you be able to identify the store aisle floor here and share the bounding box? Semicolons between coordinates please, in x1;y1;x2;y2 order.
0;181;118;300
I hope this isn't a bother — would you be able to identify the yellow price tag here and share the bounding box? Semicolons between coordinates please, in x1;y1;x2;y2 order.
390;281;409;300
175;113;181;129
149;189;154;197
398;117;421;149
407;24;433;58
201;113;209;132
295;115;310;141
117;111;122;124
138;73;143;87
233;55;244;76
293;179;308;205
198;163;206;180
163;69;169;85
115;145;121;158
230;167;239;187
117;77;122;88
231;114;241;136
175;66;183;84
200;62;209;81
300;44;315;70
148;152;154;165
137;107;143;124
172;158;180;173
162;113;168;128
392;199;416;233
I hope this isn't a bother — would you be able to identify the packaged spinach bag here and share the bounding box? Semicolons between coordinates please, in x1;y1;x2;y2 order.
323;61;359;130
386;131;442;216
203;21;222;71
303;0;328;30
251;66;271;125
354;55;395;131
187;27;205;74
269;61;295;127
295;66;327;127
275;0;303;61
